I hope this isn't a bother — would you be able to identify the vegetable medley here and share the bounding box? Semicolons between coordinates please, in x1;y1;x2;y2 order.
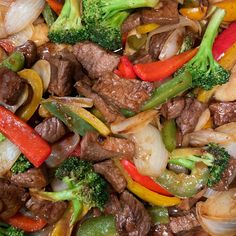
0;0;235;235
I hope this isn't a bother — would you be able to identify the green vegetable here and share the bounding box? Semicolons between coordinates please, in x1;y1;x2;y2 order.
119;108;136;118
179;35;195;54
48;0;89;44
141;8;230;111
0;52;25;72
169;143;231;187
82;0;159;50
161;120;176;152
42;3;57;27
0;222;24;236
42;101;96;136
11;154;32;174
77;215;118;236
33;157;108;225
147;206;169;225
0;133;6;142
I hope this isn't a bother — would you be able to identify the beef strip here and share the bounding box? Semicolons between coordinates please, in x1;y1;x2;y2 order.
149;224;173;236
80;132;135;161
169;210;200;234
0;67;25;105
213;158;236;191
48;57;74;96
15;40;37;68
209;102;236;126
75;78;123;123
73;41;120;79
94;160;127;193
93;72;153;112
141;0;179;25
104;194;121;215
121;12;142;34
35;117;67;143
10;167;48;189
176;98;205;135
0;178;28;220
26;197;67;224
129;49;153;64
161;97;185;120
116;191;151;236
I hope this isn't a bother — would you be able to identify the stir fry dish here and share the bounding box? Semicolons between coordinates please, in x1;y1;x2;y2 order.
0;0;236;235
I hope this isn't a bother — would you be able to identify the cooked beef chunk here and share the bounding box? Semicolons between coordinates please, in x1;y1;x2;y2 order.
141;0;179;25
209;102;236;126
48;57;74;96
75;78;123;123
26;197;67;224
129;49;153;64
104;194;121;215
0;68;25;105
15;40;37;68
149;31;173;60
0;178;28;220
213;158;236;191
176;128;183;147
80;132;135;161
176;226;209;236
150;224;173;236
93;72;153;112
161;97;185;120
35;117;67;143
121;12;142;34
73;41;120;79
176;98;205;135
10;167;48;189
94;160;127;193
116;191;151;236
169;210;200;234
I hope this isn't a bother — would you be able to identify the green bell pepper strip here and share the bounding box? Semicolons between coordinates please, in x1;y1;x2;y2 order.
77;215;118;236
161;120;177;152
147;206;169;225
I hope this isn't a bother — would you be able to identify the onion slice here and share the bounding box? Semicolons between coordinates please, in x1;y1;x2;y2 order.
131;124;168;177
194;108;211;131
4;0;45;35
111;110;157;134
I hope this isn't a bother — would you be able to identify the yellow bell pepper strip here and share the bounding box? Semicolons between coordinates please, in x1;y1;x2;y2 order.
214;0;236;22
16;69;43;121
136;23;159;34
114;159;181;206
179;6;208;21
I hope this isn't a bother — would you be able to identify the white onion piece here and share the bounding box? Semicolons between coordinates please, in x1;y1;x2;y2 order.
189;129;236;147
0;0;12;7
215;122;236;137
159;27;186;61
203;188;218;198
30;23;49;46
111;110;157;134
32;60;51;92
131;124;168;177
194;108;211;131
8;24;34;46
4;0;45;35
51;178;68;192
0;11;7;38
0;139;21;176
196;189;236;236
222;142;236;159
146;16;201;50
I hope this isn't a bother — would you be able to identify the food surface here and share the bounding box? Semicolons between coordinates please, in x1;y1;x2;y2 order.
0;0;235;235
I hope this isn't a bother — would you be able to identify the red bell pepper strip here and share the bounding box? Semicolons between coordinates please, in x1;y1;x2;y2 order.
0;40;14;53
213;21;236;61
46;0;64;15
0;106;51;167
121;159;172;196
8;213;47;232
115;56;136;79
133;48;198;82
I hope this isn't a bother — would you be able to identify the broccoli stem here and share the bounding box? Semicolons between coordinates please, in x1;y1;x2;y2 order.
71;198;83;225
141;71;192;111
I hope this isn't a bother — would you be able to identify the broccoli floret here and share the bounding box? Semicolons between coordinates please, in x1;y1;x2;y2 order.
33;157;108;225
11;154;32;174
82;0;159;50
169;143;231;187
48;0;89;44
0;222;24;236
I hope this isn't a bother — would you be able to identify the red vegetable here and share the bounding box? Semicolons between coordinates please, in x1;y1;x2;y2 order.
46;0;64;15
121;159;172;196
213;21;236;61
133;48;198;82
0;106;51;167
0;40;14;53
8;213;47;232
115;56;136;79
